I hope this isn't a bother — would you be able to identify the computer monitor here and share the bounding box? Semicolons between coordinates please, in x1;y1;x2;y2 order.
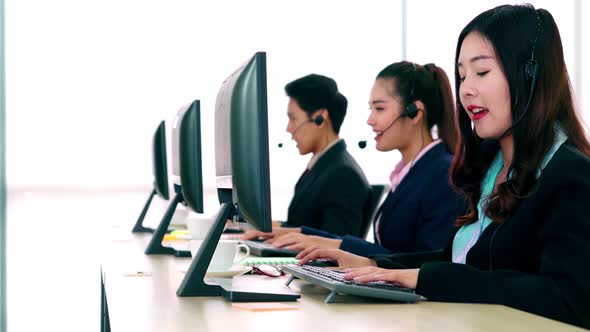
214;54;272;232
145;100;204;257
131;120;170;233
177;52;299;301
174;102;204;213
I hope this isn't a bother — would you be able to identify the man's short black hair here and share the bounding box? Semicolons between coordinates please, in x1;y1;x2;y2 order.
285;74;348;134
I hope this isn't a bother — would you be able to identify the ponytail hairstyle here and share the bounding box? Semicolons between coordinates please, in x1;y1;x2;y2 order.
376;61;458;152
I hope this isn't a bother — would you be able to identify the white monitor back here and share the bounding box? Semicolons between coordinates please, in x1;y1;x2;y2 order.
171;103;191;185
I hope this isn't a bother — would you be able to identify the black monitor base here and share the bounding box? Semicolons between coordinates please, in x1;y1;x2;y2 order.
133;225;173;235
133;225;155;233
145;193;187;256
174;250;192;258
214;278;299;302
176;202;300;302
222;228;245;234
132;189;157;233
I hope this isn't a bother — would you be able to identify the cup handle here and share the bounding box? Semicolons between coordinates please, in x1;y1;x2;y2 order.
233;244;251;266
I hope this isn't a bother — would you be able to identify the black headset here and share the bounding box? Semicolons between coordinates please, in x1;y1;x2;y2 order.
277;111;324;148
358;62;421;149
289;111;324;136
524;10;541;84
311;114;324;126
402;62;420;119
489;8;542;270
497;8;541;140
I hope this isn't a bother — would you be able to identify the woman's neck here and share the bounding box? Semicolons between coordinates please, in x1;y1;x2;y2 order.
494;134;514;187
399;128;434;164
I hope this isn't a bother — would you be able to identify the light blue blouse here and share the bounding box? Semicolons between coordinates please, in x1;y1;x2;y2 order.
452;129;567;264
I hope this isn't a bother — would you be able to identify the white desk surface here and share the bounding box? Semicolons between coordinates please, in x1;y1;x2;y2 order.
102;234;586;332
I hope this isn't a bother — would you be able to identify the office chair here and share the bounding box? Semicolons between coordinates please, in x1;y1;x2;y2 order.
359;184;389;239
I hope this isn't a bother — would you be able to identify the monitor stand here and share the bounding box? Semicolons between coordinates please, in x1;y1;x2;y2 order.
176;202;300;302
144;192;191;257
132;189;157;233
131;188;174;235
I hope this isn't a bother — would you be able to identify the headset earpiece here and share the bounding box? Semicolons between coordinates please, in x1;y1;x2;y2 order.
404;102;419;119
524;59;538;82
524;8;540;84
403;62;419;119
497;6;542;140
312;115;324;126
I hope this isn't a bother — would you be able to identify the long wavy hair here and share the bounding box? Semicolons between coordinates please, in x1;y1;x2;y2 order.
450;4;590;226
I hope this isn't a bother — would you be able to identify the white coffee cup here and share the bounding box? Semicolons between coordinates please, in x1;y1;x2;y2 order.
208;240;250;271
186;216;215;240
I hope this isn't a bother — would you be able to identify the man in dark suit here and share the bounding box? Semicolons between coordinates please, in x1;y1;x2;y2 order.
282;74;370;237
244;74;370;239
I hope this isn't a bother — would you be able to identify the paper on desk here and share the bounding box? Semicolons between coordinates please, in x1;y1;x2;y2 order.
123;271;152;277
232;303;298;312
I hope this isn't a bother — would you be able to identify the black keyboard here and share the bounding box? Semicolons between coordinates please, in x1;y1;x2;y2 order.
240;240;299;257
282;264;425;303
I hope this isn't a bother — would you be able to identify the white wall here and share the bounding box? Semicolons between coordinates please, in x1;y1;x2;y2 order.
0;0;6;329
5;1;402;203
406;0;583;112
4;1;589;216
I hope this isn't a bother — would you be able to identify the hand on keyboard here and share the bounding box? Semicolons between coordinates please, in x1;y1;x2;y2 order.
341;266;419;290
241;227;301;242
241;230;273;241
270;233;342;251
296;247;376;269
295;265;414;293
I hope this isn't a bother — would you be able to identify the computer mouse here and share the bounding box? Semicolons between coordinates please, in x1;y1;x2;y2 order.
305;259;339;268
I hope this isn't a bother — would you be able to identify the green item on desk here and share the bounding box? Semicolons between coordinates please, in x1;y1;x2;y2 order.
242;257;299;266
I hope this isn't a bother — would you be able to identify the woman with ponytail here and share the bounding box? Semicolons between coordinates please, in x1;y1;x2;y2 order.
262;61;466;257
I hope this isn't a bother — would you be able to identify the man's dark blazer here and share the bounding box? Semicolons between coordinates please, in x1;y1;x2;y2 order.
284;140;370;237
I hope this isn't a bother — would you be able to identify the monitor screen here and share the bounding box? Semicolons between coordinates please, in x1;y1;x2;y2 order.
152;120;169;200
177;100;204;214
214;52;272;232
171;103;191;185
176;60;300;300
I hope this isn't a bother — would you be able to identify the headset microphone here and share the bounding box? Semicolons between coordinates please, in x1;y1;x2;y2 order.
277;114;325;148
357;101;420;149
357;113;405;149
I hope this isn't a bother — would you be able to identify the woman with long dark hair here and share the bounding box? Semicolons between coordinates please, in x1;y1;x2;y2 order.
297;5;590;328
